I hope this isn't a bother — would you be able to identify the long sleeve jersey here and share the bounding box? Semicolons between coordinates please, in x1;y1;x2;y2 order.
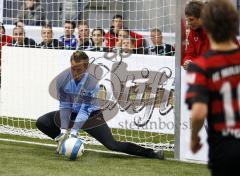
57;69;100;124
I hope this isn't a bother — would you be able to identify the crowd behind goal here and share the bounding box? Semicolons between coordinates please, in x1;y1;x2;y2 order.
0;0;176;87
0;0;175;57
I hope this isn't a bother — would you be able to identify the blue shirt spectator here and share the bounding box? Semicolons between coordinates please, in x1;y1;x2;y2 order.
59;35;77;50
59;20;77;50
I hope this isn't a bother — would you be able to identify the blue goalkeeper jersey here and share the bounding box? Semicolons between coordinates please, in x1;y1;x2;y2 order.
56;68;100;122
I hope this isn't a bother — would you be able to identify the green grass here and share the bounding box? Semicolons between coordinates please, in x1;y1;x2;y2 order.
0;134;210;176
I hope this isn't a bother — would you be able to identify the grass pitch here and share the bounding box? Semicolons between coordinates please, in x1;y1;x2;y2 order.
0;134;210;176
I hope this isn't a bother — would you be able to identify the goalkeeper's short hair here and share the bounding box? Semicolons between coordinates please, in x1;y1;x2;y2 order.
70;51;89;63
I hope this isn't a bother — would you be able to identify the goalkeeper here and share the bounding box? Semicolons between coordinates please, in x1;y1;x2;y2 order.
36;50;164;159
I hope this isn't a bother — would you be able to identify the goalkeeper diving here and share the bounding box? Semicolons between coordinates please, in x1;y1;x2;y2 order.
36;50;164;159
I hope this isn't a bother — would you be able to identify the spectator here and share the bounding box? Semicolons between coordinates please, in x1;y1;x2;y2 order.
147;28;175;56
18;0;46;26
15;20;24;28
182;1;209;70
121;38;133;54
59;20;77;50
121;38;144;54
77;21;93;50
115;29;130;48
105;14;145;49
89;27;109;52
62;0;90;21
38;24;64;49
12;27;36;48
115;29;146;54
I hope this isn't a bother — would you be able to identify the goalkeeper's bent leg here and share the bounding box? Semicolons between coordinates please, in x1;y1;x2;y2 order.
36;111;61;139
83;110;161;159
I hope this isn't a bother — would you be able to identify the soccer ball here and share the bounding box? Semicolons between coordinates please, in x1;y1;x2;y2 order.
61;137;84;160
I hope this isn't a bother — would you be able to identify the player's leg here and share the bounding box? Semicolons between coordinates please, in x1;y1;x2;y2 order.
36;111;61;139
210;160;239;176
83;110;164;159
36;111;72;153
211;167;236;176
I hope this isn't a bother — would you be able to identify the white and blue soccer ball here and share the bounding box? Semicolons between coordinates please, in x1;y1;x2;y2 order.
61;137;84;160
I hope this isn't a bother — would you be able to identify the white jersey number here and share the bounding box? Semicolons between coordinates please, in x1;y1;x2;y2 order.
220;82;240;127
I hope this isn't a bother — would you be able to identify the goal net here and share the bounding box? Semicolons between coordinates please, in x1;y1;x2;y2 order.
0;0;176;151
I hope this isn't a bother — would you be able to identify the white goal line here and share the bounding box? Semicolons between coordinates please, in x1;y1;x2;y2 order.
0;137;131;157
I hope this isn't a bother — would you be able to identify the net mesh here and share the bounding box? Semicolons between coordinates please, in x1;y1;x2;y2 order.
0;0;176;151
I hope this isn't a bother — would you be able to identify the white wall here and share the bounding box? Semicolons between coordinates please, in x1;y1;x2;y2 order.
0;47;175;133
180;69;208;163
0;0;3;23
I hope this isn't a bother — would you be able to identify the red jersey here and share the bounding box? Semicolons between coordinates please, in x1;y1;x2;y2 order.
0;35;12;66
182;27;210;65
105;28;145;49
185;49;240;169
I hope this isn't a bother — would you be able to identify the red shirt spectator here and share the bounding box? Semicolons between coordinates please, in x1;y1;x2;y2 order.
182;27;209;65
182;1;208;70
183;18;238;67
105;28;144;49
105;14;145;49
0;23;12;66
